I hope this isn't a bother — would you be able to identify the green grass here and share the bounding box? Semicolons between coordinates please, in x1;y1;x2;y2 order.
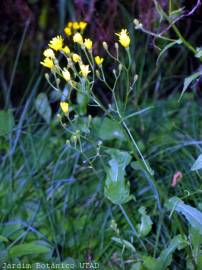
0;91;201;269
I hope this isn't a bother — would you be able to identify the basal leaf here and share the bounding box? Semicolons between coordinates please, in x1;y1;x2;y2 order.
191;154;202;171
9;241;51;258
137;207;153;237
104;149;133;204
166;197;202;234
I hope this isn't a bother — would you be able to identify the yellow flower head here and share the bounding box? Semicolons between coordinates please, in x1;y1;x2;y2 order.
84;38;93;50
40;58;54;69
68;21;73;28
64;27;72;36
62;46;70;54
115;29;130;48
79;21;87;31
72;22;80;30
43;48;55;59
49;35;64;51
73;32;83;44
95;56;104;65
72;53;81;63
60;102;69;113
80;64;90;77
62;68;71;81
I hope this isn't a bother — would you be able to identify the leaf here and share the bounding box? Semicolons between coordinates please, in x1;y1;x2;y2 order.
93;117;126;141
143;256;159;270
130;262;142;270
9;241;51;258
104;149;133;204
157;235;188;269
0;110;14;136
0;235;8;242
191;154;202;171
166;197;202;234
112;237;136;252
156;39;182;65
143;235;188;270
137;207;153;237
179;71;202;101
35;93;51;124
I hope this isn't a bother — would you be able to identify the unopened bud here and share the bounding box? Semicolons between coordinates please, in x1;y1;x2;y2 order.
95;70;100;78
45;73;49;80
102;41;108;50
118;64;122;72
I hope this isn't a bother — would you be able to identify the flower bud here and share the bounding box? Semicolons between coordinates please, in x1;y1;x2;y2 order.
102;41;108;50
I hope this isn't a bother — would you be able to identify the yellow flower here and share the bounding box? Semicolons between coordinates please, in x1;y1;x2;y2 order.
72;22;80;30
68;21;73;28
79;21;87;31
84;38;93;50
115;29;130;48
73;32;83;44
49;35;64;51
62;68;71;81
62;46;70;54
43;48;55;59
40;58;54;69
72;53;81;63
95;56;104;65
60;102;69;113
80;64;90;77
64;27;72;36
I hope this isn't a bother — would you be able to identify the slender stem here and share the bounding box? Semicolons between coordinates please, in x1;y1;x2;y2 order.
119;204;146;250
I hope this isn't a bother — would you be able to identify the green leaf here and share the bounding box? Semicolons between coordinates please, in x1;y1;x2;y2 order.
130;262;142;270
166;197;202;234
104;149;133;204
137;207;153;237
112;237;136;252
93;117;126;141
9;241;51;258
179;71;202;101
143;235;188;270
189;227;202;266
157;235;188;269
191;154;202;171
35;93;51;124
0;235;8;242
0;110;14;136
143;256;159;270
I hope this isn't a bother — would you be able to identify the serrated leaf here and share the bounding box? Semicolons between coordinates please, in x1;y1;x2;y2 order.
191;154;202;171
137;207;153;237
35;93;51;124
179;71;202;101
9;241;51;258
0;110;14;136
166;197;202;234
104;149;133;204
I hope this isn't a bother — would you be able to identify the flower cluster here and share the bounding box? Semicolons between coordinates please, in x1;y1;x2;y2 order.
40;20;131;114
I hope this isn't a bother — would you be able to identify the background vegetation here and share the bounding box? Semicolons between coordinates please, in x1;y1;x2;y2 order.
0;1;202;269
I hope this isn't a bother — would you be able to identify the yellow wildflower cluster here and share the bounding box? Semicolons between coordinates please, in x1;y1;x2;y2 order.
41;21;131;113
64;21;87;37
